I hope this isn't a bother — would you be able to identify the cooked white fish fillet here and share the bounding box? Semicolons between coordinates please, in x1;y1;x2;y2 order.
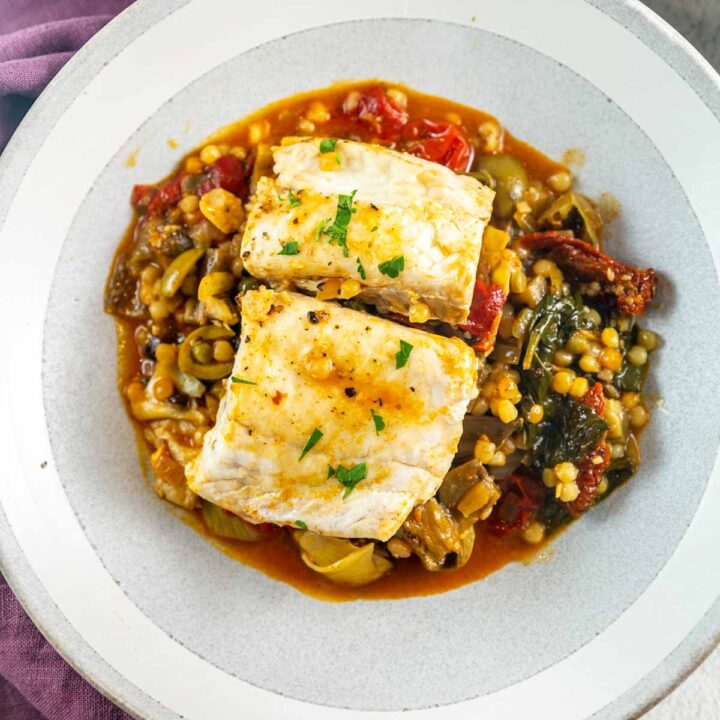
241;138;494;325
186;288;478;541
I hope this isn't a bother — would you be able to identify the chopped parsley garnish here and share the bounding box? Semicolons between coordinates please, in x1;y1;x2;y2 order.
299;428;323;461
395;340;413;369
327;465;336;478
378;255;405;278
287;189;301;208
231;376;256;385
323;190;357;257
318;138;342;164
333;463;368;498
314;217;331;241
356;257;366;280
371;225;378;233
371;409;385;434
278;240;300;255
294;520;308;530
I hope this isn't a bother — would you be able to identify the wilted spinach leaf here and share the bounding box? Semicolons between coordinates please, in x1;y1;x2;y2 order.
535;498;572;532
527;395;608;470
520;292;592;402
606;453;637;488
614;326;647;392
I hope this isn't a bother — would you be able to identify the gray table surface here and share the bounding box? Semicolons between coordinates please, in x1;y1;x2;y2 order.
637;1;720;717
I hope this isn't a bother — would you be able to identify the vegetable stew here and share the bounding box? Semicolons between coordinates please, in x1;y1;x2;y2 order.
105;80;658;600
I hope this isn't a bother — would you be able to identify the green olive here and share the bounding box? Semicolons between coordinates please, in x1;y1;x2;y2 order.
178;325;234;380
159;247;205;298
463;169;496;189
198;271;238;324
474;155;528;219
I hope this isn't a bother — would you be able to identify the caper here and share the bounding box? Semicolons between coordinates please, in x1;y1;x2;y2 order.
191;341;213;364
238;276;261;294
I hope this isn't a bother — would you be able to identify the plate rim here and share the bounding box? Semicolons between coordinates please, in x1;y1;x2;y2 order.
1;1;720;718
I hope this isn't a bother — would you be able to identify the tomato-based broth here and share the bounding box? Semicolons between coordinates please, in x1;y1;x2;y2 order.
181;508;544;601
107;81;657;601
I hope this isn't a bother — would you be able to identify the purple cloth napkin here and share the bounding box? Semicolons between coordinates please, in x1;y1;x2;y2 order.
1;3;134;716
0;0;133;151
0;574;131;719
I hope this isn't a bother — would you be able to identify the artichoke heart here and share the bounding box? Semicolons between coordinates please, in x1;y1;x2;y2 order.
295;531;392;586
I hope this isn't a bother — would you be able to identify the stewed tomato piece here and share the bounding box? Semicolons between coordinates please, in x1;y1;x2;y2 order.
344;85;408;139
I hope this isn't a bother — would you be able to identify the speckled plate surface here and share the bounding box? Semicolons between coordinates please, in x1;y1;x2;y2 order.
1;1;720;718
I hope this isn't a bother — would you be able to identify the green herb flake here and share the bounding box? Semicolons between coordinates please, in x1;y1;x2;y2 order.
378;255;405;278
287;189;301;208
335;150;342;165
327;465;336;479
356;257;367;280
371;409;385;434
314;217;331;241
299;428;323;461
395;339;413;369
231;376;257;385
370;225;378;233
323;190;357;257
319;138;338;153
335;463;368;498
294;520;308;530
278;241;300;256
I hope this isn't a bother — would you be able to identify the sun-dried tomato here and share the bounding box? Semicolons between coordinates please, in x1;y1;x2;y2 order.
459;279;506;355
520;231;657;316
560;382;611;516
581;381;606;417
564;440;611;516
487;470;547;536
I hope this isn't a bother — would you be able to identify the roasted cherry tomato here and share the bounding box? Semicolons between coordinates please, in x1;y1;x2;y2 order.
402;119;474;172
345;85;408;139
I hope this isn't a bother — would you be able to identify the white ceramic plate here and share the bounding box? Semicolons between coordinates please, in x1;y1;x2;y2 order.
2;1;720;718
